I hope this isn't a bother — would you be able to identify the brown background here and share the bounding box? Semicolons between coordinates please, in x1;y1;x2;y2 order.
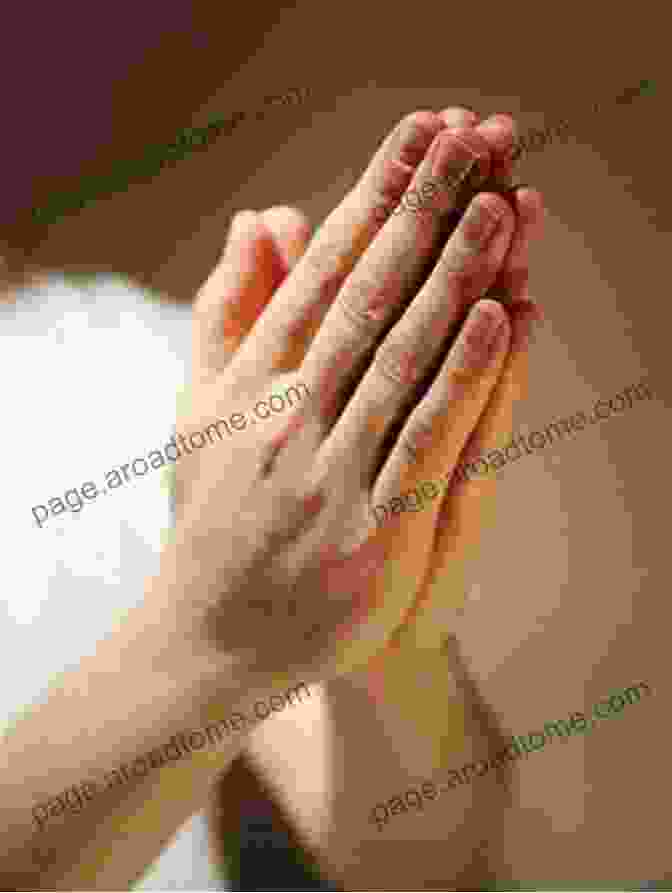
3;0;670;888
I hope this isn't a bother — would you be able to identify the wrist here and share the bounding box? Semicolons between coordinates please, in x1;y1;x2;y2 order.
121;569;250;729
143;523;319;728
126;587;313;748
137;546;294;730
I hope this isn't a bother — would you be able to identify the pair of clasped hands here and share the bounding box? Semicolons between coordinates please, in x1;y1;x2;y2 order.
162;104;545;698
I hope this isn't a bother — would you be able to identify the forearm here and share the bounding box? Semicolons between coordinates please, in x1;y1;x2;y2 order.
246;643;506;891
0;565;262;891
27;737;241;892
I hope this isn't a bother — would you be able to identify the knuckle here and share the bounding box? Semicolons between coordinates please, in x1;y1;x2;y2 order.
306;239;341;274
370;112;441;214
337;276;392;332
445;125;485;152
441;209;503;264
393;111;440;164
406;410;449;454
478;191;512;221
436;260;480;293
370;167;409;217
336;289;381;339
374;338;421;386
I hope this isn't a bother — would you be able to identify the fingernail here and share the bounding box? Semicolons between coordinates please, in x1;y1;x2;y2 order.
461;199;502;245
460;305;507;371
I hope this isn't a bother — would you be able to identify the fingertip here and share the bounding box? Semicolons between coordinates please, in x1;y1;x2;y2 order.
193;208;278;370
461;299;511;365
475;295;509;315
482;299;512;347
260;205;312;240
476;190;517;224
224;209;259;256
521;189;546;235
439;106;481;128
219;209;267;281
477;113;518;147
259;205;312;270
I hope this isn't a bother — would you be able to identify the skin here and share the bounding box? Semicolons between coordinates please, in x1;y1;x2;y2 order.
0;106;543;890
172;104;542;681
200;107;545;887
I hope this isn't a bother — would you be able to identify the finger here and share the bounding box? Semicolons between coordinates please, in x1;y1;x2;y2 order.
298;128;493;426
388;303;534;652
176;208;309;512
371;299;511;509
438;106;481;128
192;208;309;374
255;413;326;548
392;196;544;650
259;205;312;271
233;111;447;376
487;186;545;307
253;213;335;372
192;211;273;372
475;114;519;185
313;189;514;481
